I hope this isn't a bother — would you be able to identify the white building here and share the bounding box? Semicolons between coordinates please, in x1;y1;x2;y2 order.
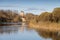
20;11;26;22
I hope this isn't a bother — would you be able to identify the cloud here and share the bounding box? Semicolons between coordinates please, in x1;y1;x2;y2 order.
24;8;46;11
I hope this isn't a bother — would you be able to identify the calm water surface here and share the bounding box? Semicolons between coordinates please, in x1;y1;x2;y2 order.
0;23;58;40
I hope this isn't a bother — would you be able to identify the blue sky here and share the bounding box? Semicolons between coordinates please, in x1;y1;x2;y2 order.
0;0;60;14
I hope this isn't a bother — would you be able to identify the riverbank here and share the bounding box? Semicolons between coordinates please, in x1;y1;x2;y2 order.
28;22;60;32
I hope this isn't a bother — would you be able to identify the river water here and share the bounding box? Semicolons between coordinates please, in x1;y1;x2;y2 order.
0;23;59;40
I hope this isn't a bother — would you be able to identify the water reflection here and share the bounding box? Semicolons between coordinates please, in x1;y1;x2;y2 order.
0;23;41;40
0;23;60;40
0;25;19;34
0;23;31;34
19;23;25;32
36;29;60;40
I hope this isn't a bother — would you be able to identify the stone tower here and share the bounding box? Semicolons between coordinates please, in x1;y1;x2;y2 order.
20;11;26;22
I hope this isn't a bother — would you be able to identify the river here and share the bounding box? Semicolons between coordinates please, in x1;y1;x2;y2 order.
0;23;59;40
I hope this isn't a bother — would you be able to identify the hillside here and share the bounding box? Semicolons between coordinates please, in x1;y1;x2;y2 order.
26;7;60;23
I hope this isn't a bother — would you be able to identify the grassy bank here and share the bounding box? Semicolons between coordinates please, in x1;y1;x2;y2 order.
28;22;60;32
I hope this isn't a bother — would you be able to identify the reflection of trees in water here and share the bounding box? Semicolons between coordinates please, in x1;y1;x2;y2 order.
36;29;60;40
0;23;31;34
0;24;19;34
1;24;60;40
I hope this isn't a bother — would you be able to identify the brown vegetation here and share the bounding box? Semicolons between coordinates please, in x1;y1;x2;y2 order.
26;7;60;32
0;10;22;23
26;7;60;23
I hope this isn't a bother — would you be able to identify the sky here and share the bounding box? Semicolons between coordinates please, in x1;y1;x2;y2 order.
0;0;60;14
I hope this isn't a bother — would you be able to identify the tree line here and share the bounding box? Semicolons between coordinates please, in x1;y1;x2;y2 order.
0;10;22;23
25;8;60;23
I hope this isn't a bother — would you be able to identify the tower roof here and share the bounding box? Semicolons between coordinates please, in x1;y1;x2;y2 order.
20;11;24;16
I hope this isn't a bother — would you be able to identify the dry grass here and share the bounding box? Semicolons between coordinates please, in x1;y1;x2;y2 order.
28;22;60;32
